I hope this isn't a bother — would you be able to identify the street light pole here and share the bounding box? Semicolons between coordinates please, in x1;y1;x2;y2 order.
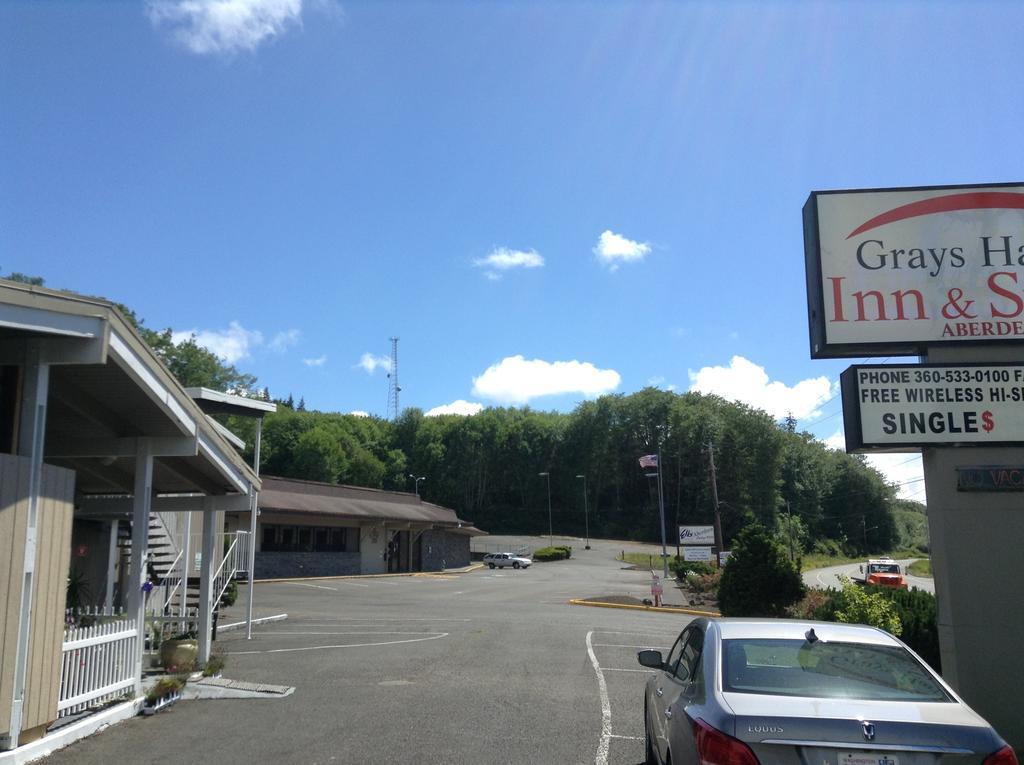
538;472;552;546
576;474;590;550
409;474;425;497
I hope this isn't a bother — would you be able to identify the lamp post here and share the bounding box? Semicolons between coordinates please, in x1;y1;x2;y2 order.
575;474;590;550
409;474;425;497
538;472;552;545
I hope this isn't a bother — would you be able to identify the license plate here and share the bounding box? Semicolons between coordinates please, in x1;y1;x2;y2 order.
840;753;900;765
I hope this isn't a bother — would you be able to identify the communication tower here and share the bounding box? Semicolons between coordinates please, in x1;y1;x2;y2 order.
386;337;400;420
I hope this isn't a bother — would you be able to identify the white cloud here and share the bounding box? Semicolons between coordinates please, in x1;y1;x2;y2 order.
303;355;327;367
349;410;370;417
473;247;544;280
593;230;651;270
472;355;621;405
172;321;263;363
866;453;925;500
147;0;305;55
647;376;677;392
822;429;846;451
425;399;484;417
357;353;391;374
687;356;835;421
269;329;300;352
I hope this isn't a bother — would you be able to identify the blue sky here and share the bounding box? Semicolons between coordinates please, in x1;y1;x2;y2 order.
4;0;1024;499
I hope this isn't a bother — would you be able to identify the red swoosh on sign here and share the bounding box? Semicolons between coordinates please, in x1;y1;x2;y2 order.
846;191;1024;239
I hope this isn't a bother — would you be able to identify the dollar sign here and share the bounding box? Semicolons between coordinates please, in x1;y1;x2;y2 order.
982;410;994;433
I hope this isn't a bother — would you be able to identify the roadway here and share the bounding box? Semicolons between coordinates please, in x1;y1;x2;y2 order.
801;558;935;594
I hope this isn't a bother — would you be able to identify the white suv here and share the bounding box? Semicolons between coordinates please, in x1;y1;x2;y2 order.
482;552;531;569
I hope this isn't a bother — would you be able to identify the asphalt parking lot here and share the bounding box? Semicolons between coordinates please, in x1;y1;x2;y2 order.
41;536;693;765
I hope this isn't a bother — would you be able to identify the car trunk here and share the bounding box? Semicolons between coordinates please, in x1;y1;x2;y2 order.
722;694;998;765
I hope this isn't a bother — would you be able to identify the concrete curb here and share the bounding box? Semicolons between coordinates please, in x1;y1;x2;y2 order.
568;598;720;617
0;698;144;765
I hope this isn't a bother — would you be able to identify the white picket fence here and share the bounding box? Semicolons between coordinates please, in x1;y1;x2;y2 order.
58;616;138;717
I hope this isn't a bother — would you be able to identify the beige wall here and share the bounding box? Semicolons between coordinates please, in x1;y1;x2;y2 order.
0;454;75;744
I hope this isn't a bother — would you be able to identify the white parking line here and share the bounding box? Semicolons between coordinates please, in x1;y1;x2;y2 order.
593;643;661;649
586;630;612;765
288;581;369;590
602;667;655;673
230;632;449;655
609;734;644;740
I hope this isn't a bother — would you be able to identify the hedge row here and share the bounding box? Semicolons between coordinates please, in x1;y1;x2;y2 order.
533;545;572;561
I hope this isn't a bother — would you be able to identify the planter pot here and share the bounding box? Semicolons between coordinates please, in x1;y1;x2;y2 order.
159;639;198;671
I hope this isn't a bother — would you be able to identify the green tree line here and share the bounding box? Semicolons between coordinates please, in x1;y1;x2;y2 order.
6;273;916;555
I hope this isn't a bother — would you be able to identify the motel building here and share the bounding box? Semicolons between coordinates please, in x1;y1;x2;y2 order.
0;279;480;757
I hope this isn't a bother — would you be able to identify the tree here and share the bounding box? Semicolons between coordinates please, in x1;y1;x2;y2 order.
4;272;45;286
291;427;346;483
718;523;805;617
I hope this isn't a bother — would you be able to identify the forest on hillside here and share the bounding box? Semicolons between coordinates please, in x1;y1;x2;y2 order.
10;273;927;556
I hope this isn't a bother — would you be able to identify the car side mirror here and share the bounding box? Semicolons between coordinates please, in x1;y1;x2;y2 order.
637;649;665;670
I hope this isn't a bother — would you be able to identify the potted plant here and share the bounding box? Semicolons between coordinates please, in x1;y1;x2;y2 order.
159;630;198;672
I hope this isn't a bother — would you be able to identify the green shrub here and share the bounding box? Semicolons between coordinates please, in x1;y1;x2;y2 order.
834;576;902;635
871;585;941;672
718;523;805;617
533;546;571;561
221;580;239;607
794;584;941;673
670;559;715;579
684;571;721;594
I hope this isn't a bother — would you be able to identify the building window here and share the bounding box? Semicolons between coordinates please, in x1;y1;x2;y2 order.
261;524;358;553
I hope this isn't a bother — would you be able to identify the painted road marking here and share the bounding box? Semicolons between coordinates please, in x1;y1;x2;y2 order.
229;632;448;655
593;643;662;649
601;667;656;673
586;630;612;765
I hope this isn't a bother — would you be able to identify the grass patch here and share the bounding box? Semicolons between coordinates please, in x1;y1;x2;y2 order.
619;551;671;569
907;558;932;577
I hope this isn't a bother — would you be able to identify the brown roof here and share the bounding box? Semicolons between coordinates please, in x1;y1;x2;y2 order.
257;476;466;527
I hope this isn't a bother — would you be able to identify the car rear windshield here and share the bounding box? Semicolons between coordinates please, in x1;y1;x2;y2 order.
722;638;952;702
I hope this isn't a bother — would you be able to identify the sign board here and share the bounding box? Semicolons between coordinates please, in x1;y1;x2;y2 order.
678;525;715;545
841;363;1024;450
683;546;713;562
804;183;1024;358
958;466;1024;492
718;551;732;566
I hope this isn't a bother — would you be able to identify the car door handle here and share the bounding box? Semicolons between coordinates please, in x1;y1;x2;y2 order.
655;687;663;697
664;707;673;719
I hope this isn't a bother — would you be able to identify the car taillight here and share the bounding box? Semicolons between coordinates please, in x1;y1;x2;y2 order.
983;745;1019;765
692;717;760;765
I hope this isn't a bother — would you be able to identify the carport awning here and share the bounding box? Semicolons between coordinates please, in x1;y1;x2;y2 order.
258;476;465;528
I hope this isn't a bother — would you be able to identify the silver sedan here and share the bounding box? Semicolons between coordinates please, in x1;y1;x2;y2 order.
637;618;1016;765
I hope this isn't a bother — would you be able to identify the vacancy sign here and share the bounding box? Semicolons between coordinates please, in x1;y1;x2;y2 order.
841;363;1024;450
804;183;1024;358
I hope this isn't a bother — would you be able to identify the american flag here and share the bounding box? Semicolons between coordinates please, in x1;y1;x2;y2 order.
638;454;658;469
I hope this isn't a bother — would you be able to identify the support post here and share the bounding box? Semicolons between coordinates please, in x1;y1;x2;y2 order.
656;449;668;579
127;439;153;699
198;503;216;665
5;345;49;750
708;441;724;555
246;417;262;640
104;520;119;609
